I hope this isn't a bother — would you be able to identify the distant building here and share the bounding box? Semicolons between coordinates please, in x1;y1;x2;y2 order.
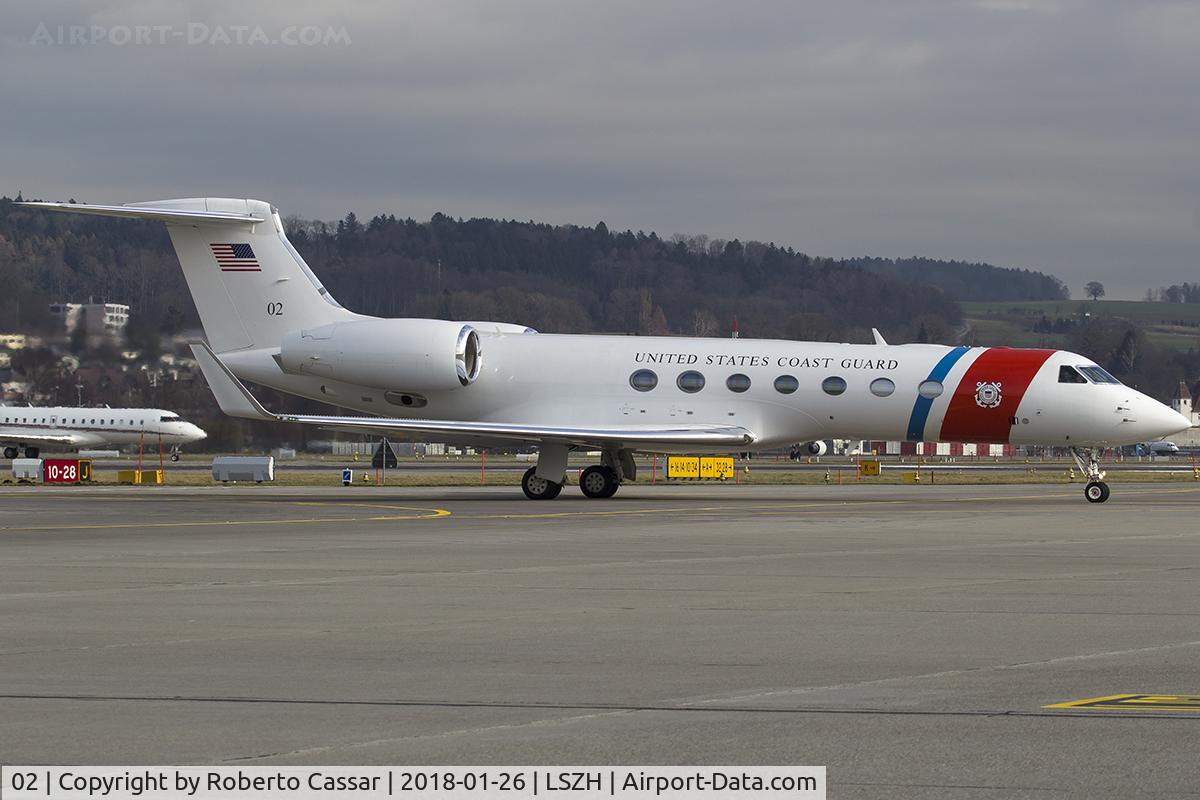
49;302;130;339
1171;381;1199;427
0;333;32;350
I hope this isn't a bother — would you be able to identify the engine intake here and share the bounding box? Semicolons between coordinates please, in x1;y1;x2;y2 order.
279;319;481;392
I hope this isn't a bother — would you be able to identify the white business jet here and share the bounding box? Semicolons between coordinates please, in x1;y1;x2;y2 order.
0;406;206;459
23;199;1190;503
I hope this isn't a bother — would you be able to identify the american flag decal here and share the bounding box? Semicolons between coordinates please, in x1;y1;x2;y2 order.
210;243;261;272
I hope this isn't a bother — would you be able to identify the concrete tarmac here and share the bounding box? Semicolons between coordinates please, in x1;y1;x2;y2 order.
1;483;1199;797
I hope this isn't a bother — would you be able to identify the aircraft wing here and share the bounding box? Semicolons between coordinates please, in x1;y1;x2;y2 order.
0;428;92;447
190;342;755;449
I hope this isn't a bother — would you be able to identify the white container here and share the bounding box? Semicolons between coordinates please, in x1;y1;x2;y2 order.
211;456;275;483
12;458;42;481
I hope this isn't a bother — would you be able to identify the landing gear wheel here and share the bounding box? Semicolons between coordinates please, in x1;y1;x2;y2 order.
580;465;620;499
522;467;562;500
170;453;180;462
24;447;38;458
1084;481;1110;504
3;447;16;459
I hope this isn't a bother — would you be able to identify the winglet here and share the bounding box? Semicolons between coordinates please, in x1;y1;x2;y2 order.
871;327;888;346
189;341;276;421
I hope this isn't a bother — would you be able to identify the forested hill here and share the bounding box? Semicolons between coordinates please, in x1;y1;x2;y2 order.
850;256;1069;302
0;196;1064;342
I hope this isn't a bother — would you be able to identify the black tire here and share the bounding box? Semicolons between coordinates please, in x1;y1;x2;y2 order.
171;453;180;462
580;465;619;499
1084;481;1109;504
522;466;562;500
3;447;17;460
601;467;621;498
24;447;39;458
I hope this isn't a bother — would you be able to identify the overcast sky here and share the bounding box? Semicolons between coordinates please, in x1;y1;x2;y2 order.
2;1;1197;297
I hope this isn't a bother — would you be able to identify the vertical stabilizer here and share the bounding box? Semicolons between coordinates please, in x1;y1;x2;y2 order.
21;198;362;353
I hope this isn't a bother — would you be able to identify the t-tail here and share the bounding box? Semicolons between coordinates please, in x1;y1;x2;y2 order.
19;198;363;352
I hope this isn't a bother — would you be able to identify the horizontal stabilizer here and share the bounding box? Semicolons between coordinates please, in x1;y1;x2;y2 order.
18;201;264;225
190;341;756;449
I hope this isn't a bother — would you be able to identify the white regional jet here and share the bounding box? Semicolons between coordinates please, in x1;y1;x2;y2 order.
23;198;1192;504
0;406;206;459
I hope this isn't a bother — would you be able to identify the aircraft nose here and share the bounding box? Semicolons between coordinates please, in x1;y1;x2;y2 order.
190;424;207;441
1139;397;1192;440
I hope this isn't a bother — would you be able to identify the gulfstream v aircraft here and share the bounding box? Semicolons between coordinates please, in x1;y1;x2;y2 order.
23;198;1191;503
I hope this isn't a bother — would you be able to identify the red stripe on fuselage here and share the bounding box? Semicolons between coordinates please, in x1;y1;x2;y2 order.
938;348;1055;443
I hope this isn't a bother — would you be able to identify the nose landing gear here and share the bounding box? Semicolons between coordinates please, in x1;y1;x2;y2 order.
1071;447;1110;503
1084;480;1110;503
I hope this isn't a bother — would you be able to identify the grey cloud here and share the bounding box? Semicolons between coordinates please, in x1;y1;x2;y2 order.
2;0;1197;296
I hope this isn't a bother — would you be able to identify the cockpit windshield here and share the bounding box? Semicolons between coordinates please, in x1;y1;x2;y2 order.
159;415;181;423
1078;365;1121;385
1058;366;1087;384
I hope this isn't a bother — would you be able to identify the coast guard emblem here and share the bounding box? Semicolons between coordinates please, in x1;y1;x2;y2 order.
975;381;1002;408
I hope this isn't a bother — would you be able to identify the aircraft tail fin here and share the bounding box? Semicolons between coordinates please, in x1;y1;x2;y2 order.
22;199;360;353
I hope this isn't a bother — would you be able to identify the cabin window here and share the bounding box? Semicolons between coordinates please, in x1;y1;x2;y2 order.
1059;366;1087;384
726;373;751;393
774;375;799;394
821;376;847;396
629;369;658;392
870;378;895;397
918;379;944;398
1078;365;1121;385
676;370;706;393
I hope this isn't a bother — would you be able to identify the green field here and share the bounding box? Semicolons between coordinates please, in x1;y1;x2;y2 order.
961;300;1200;351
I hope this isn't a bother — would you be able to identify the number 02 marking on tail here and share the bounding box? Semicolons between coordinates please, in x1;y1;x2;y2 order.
267;302;284;316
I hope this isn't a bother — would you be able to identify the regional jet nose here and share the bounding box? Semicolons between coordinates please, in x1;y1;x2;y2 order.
189;424;208;441
1139;397;1193;440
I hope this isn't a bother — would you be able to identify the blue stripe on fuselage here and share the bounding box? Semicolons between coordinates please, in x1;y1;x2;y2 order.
906;346;972;442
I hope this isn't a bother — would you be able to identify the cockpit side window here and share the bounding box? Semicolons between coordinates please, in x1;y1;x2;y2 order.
1078;365;1121;385
1058;365;1087;384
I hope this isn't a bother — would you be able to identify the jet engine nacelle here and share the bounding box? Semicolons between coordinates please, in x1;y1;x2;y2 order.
278;319;482;392
805;440;828;456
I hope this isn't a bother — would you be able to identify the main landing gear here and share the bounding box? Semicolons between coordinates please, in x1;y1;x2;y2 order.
580;465;620;498
521;445;634;500
521;467;563;500
4;446;37;459
578;449;634;499
1071;447;1110;504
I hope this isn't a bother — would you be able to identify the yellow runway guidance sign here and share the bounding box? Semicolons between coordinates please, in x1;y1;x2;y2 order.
667;456;734;480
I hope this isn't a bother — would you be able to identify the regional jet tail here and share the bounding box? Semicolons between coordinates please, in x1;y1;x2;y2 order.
23;198;1191;504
